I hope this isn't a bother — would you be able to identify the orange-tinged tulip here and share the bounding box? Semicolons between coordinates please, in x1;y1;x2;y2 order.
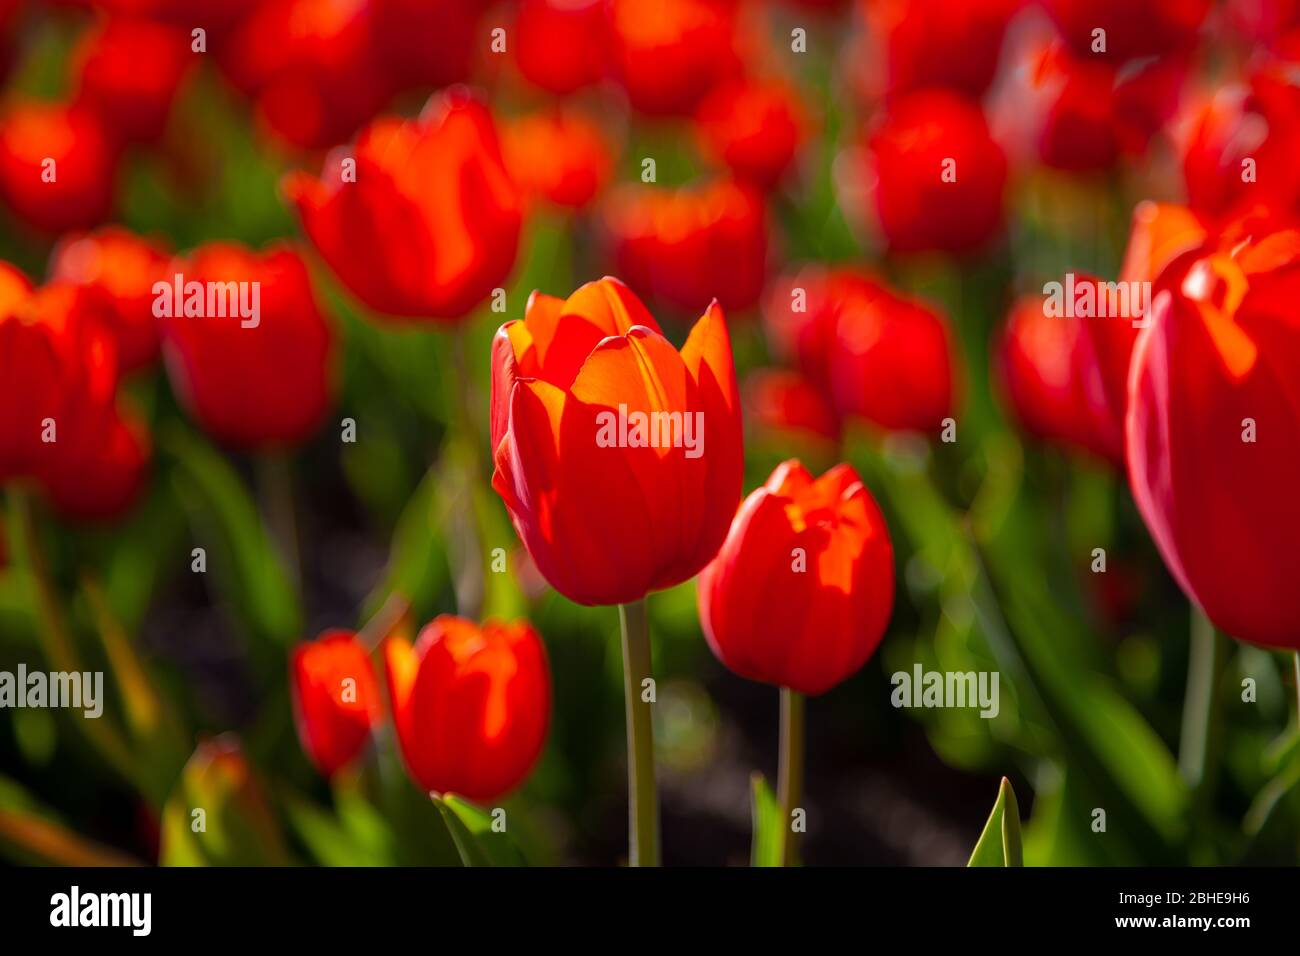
503;109;614;210
383;616;550;801
285;89;522;322
291;630;383;778
698;460;894;695
603;179;768;312
159;242;333;450
1127;226;1300;648
0;99;118;233
491;277;744;606
50;226;172;374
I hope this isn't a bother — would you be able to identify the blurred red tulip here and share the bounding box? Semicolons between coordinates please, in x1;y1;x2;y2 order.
698;460;894;695
50;226;172;374
1127;226;1300;648
72;17;193;144
160;242;332;450
828;278;957;433
997;39;1187;172
1180;73;1300;219
863;89;1007;254
603;179;768;312
490;277;743;606
0;99;118;233
370;0;481;91
997;269;1143;465
383;616;550;800
695;76;806;190
607;0;740;116
1040;0;1210;62
290;630;382;779
858;0;1018;99
0;271;119;483
221;0;392;150
503;109;614;210
285;89;522;322
743;368;841;445
514;0;607;95
38;403;149;523
763;268;956;433
95;0;258;36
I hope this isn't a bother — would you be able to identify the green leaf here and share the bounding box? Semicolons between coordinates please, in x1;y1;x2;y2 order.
163;427;302;645
968;777;1023;867
431;794;527;867
750;772;783;867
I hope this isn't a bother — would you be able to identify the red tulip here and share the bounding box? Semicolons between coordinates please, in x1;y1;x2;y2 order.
383;616;550;800
763;267;956;433
0;271;118;482
159;242;332;450
862;90;1007;254
1127;226;1300;648
503;109;614;210
514;0;607;95
95;0;257;37
39;404;150;523
698;460;894;695
491;277;743;606
285;89;522;322
221;0;392;150
0;99;118;233
50;227;172;374
607;0;740;116
291;630;383;778
1180;73;1300;219
743;368;841;446
603;179;768;312
72;17;193;144
857;0;1018;99
369;0;481;91
695;76;807;190
1041;0;1211;63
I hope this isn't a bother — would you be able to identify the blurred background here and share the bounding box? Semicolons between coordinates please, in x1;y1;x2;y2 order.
1;0;1299;866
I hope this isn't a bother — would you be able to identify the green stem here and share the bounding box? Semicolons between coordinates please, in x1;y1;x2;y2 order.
777;686;805;867
618;599;659;866
440;327;485;619
5;489;136;784
1178;608;1222;809
256;453;301;592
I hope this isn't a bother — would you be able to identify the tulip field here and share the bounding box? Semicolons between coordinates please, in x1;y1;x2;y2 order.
2;0;1300;888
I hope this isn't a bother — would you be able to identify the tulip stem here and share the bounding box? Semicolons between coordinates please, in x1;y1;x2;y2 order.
778;687;805;867
1178;608;1222;806
618;598;659;866
440;328;485;620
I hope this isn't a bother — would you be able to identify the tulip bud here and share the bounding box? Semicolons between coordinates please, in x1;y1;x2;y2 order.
698;460;895;695
285;89;522;322
1127;226;1300;648
607;0;740;116
72;17;193;145
159;242;333;450
502;109;614;210
290;631;383;779
514;0;607;95
491;277;744;606
383;616;551;801
695;77;807;190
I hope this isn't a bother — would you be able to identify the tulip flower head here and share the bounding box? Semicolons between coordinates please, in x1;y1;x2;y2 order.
384;616;551;801
1127;225;1300;648
285;88;522;323
491;277;744;606
290;631;383;779
698;460;895;696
